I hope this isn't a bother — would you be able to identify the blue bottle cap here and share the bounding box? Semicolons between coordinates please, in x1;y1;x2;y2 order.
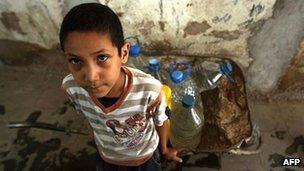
220;61;232;75
225;61;233;72
182;95;195;108
129;44;141;57
220;61;235;82
148;58;161;72
170;71;186;84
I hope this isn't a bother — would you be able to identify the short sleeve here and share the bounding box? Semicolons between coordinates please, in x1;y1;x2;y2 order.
61;75;82;114
153;90;169;126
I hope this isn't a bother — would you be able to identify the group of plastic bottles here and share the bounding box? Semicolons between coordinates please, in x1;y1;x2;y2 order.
126;36;234;151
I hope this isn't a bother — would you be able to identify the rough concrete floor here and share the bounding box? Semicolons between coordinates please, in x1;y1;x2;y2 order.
0;51;303;171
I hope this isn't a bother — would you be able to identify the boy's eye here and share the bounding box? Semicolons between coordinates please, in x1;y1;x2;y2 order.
68;58;82;65
97;55;108;62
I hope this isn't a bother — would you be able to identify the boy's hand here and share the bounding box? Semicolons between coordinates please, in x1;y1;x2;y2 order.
162;147;189;163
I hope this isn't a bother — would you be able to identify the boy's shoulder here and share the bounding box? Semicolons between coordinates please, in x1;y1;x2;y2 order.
125;66;162;87
61;74;77;90
61;74;87;95
126;66;150;77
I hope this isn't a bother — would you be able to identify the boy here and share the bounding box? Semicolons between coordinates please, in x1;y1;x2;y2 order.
60;3;184;171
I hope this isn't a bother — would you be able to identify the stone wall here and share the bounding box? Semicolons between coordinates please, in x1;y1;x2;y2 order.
0;0;303;99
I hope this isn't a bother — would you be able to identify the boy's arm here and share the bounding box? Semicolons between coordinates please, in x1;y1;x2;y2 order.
155;119;169;154
148;86;186;162
155;119;185;163
62;87;94;141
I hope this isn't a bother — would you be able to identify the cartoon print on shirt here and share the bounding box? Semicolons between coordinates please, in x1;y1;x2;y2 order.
125;114;146;132
106;120;128;138
106;113;147;147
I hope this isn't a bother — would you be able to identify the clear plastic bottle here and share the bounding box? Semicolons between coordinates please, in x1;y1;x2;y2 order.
146;58;169;84
193;60;234;91
168;70;199;103
125;36;146;70
127;55;147;71
170;95;204;150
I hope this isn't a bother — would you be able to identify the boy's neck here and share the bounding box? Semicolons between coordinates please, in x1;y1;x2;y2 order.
104;68;126;98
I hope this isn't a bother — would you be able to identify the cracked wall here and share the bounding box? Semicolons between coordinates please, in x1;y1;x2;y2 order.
102;0;276;68
0;0;303;97
247;0;304;95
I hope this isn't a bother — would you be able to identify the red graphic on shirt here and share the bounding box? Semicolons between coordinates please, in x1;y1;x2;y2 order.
106;120;128;138
105;113;147;147
125;114;146;131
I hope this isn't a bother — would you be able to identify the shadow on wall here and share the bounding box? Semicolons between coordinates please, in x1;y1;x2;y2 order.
0;39;50;66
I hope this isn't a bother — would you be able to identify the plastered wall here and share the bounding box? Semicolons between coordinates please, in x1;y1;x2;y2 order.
1;0;303;98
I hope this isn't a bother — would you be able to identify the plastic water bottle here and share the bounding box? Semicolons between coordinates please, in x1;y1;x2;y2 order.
125;36;146;70
147;58;172;119
194;60;234;91
170;95;204;150
167;60;199;102
146;58;169;84
168;70;199;103
127;55;146;71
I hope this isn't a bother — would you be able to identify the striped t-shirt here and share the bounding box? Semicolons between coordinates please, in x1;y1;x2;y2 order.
61;66;168;166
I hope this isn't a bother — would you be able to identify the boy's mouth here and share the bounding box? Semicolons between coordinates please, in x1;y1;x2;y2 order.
84;85;104;92
89;85;101;89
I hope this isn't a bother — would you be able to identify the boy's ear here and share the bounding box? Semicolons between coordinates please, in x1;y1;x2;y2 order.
120;43;130;64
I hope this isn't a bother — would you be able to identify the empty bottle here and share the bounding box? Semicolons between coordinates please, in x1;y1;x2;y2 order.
167;60;204;108
125;36;141;57
146;58;169;84
168;70;199;103
126;55;147;71
125;36;146;70
147;58;173;119
194;60;234;91
170;95;204;150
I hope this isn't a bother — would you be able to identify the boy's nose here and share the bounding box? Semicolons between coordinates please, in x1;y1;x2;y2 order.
85;65;100;84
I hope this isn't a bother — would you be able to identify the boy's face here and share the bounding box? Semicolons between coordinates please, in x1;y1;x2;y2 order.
63;31;129;98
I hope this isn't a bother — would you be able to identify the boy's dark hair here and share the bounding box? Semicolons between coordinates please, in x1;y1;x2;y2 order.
59;3;124;55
